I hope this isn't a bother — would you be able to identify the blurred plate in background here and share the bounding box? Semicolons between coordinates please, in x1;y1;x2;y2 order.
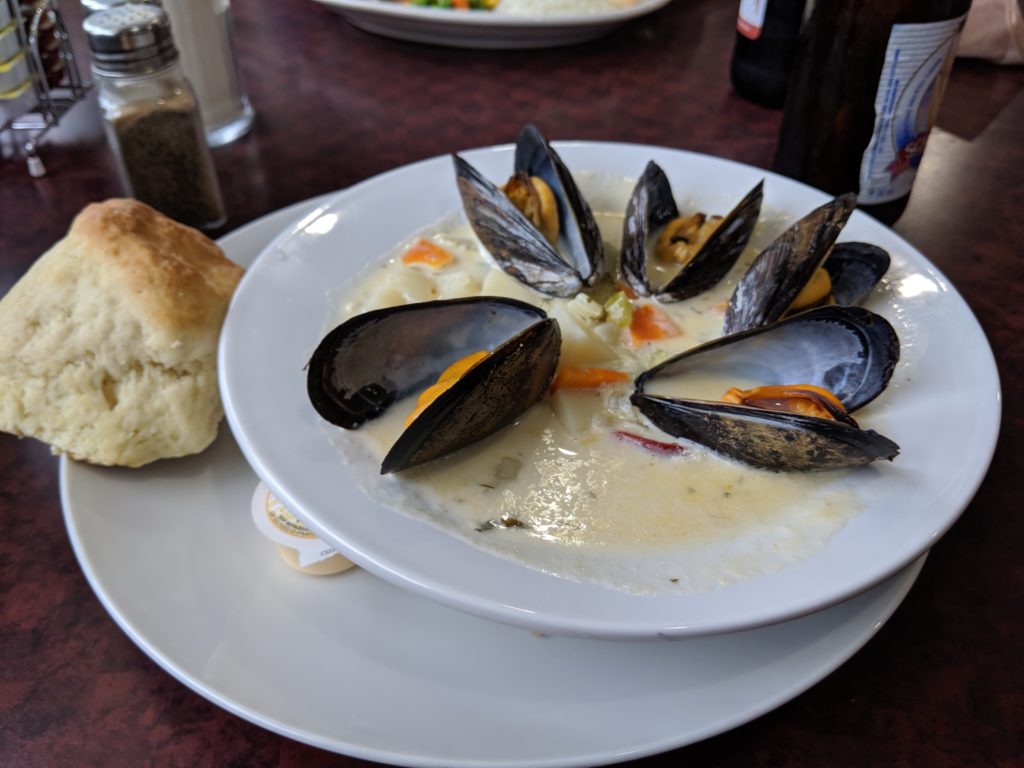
311;0;673;48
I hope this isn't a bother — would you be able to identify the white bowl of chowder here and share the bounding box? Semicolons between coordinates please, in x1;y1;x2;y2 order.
219;141;999;639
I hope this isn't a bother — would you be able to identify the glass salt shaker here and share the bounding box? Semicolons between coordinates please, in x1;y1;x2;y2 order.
161;0;255;147
84;5;225;230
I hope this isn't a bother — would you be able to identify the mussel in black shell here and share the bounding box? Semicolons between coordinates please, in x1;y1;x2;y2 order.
307;297;561;473
822;242;891;307
724;194;861;334
621;160;764;302
454;125;604;299
631;305;901;471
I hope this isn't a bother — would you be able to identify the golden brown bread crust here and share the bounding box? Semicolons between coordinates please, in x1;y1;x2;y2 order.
70;198;244;356
0;199;244;467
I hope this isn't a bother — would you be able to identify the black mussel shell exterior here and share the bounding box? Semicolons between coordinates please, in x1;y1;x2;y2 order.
621;162;678;296
630;305;901;471
724;193;857;334
622;161;764;302
384;318;560;474
306;297;561;473
636;306;900;413
454;155;583;298
630;395;900;471
515;124;604;287
452;125;604;299
824;242;891;307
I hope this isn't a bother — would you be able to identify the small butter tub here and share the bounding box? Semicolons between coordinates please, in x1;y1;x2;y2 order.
251;482;357;576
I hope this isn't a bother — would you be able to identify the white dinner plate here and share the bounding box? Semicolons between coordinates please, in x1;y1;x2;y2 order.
219;143;1000;640
61;194;930;766
312;0;672;48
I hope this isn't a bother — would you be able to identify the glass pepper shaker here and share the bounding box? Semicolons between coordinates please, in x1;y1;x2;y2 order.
84;5;226;230
80;0;255;148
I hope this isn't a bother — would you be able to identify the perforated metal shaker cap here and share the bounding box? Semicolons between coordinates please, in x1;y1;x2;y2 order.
83;4;177;75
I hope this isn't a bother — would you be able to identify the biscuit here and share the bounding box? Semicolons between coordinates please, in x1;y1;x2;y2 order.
0;199;244;466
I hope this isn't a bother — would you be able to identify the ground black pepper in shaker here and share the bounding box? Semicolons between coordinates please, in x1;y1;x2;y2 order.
84;5;225;230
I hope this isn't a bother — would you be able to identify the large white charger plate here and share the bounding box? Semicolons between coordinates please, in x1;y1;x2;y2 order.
219;142;1000;640
61;198;929;767
312;0;672;49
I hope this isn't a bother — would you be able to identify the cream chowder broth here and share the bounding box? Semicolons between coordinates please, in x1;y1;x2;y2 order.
324;173;859;594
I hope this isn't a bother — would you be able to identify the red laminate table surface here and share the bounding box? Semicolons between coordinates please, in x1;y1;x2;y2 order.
1;1;1022;765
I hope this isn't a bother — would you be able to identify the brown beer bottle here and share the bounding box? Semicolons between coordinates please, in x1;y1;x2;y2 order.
730;0;807;109
772;0;972;225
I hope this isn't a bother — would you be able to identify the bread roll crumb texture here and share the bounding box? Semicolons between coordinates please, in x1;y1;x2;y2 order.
0;199;244;467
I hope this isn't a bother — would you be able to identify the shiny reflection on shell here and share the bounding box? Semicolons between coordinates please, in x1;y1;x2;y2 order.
307;296;561;473
632;306;901;471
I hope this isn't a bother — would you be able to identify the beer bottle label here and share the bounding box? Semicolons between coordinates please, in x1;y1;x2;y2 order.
858;15;967;205
737;0;768;40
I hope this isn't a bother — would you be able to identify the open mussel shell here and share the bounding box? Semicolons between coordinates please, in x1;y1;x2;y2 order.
631;306;901;470
824;242;891;307
724;193;857;334
621;160;764;301
630;396;900;471
454;156;582;297
307;297;561;473
515;124;604;286
453;126;603;298
637;305;899;412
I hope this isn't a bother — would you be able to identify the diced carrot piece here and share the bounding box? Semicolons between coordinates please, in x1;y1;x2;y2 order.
401;239;454;268
551;365;630;391
452;0;469;7
629;304;681;343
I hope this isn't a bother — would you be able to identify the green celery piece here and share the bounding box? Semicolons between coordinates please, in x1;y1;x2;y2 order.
604;291;634;328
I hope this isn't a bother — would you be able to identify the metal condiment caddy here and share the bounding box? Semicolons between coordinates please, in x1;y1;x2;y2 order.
1;0;90;176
